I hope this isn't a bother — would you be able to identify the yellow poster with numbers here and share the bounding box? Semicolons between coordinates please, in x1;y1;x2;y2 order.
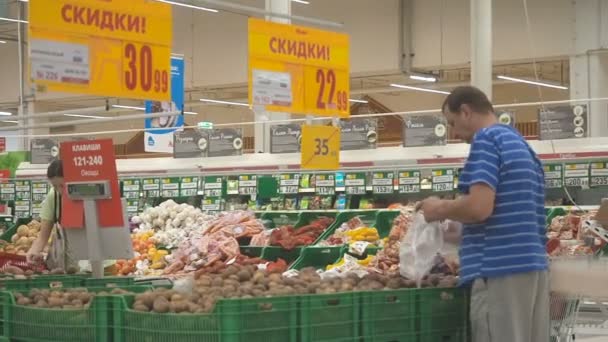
28;0;172;101
301;125;340;170
248;18;350;118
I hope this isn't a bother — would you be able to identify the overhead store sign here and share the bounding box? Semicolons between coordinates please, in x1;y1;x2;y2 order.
301;125;340;170
403;115;447;147
340;119;377;151
145;56;185;153
539;105;587;140
30;138;59;164
248;18;350;118
173;130;205;159
29;0;172;101
204;129;243;157
270;124;302;154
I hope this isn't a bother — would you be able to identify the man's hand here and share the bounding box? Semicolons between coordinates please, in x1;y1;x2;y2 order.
26;248;44;264
418;196;446;222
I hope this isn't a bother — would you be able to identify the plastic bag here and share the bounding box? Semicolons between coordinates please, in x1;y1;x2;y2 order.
399;213;446;287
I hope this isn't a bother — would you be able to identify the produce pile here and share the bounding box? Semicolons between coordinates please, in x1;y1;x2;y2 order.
369;212;411;275
114;231;169;276
267;217;334;250
13;287;135;309
317;216;385;247
546;210;600;256
130;264;459;314
0;221;42;255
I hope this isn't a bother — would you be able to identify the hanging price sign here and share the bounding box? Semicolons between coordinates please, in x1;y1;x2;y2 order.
238;175;258;196
398;171;421;193
279;174;300;194
345;173;366;195
161;177;180;198
543;164;563;189
301;125;340;170
431;169;454;192
563;163;589;188
248;18;350;118
315;174;335;195
372;172;394;194
590;162;608;187
180;177;199;197
122;179;141;199
29;0;172;101
203;176;224;198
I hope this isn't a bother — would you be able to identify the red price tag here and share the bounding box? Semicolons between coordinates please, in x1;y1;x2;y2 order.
60;139;123;228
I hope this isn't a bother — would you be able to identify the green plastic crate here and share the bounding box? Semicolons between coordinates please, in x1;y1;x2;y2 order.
1;275;86;291
114;295;298;342
546;207;566;225
290;246;343;270
315;210;378;245
84;276;135;288
300;292;360;342
239;246;264;258
260;247;302;265
374;210;401;239
417;288;469;342
0;218;31;242
361;289;417;342
260;212;300;228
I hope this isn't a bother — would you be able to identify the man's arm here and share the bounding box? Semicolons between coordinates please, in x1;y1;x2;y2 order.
420;183;496;224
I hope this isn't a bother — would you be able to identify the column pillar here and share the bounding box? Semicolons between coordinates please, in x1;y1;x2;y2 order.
253;0;292;153
470;0;493;99
570;0;608;138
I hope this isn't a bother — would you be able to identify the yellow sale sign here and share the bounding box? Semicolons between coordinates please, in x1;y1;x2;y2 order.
248;18;350;118
28;0;172;101
301;125;340;170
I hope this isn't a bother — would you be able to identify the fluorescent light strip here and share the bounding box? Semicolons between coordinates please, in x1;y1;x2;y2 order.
112;105;145;111
0;112;12;116
64;114;107;119
390;83;450;95
0;41;6;44
2;120;18;123
0;17;28;24
292;0;310;4
184;111;198;115
410;75;437;82
348;99;368;103
155;0;218;13
497;75;568;90
200;99;249;107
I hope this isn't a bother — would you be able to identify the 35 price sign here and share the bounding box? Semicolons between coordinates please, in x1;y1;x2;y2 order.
301;125;340;170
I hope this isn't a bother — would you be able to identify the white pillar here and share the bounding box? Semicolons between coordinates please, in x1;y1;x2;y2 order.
470;0;493;99
570;0;608;138
253;0;292;153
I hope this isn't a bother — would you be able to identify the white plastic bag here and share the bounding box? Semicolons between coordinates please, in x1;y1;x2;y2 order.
399;213;445;287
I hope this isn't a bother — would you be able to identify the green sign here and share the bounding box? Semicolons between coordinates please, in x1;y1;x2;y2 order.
590;162;608;187
15;180;31;201
431;169;454;192
142;178;161;197
278;174;300;194
197;121;214;130
203;176;224;198
345;172;366;195
372;171;394;194
398;170;421;193
161;177;180;198
180;176;199;197
543;164;563;189
31;180;48;217
14;200;30;218
238;175;258;196
315;174;335;195
122;179;141;199
126;199;140;214
202;198;222;213
0;182;15;201
563;163;589;188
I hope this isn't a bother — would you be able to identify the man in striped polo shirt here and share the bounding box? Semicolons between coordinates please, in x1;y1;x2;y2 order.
419;86;549;342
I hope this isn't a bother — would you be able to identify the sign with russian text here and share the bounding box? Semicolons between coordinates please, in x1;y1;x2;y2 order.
590;162;608;187
60;139;123;228
372;172;394;194
563;163;589;188
29;0;172;101
398;171;421;193
345;172;366;195
431;169;454;192
543;164;563;189
248;18;350;118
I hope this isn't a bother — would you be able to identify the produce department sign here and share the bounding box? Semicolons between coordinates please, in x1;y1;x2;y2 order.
539;105;587;140
29;0;172;101
340;119;377;151
270;124;301;153
203;129;243;157
30;138;59;164
173;130;206;159
248;18;350;118
403;115;447;147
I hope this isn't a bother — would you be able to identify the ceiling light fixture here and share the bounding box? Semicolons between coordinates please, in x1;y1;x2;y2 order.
0;17;28;24
155;0;218;13
409;74;437;82
2;120;18;123
0;41;6;44
497;75;568;90
348;99;368;103
112;105;145;111
0;112;12;116
390;83;450;95
200;99;249;107
64;114;108;119
184;111;198;115
292;0;310;4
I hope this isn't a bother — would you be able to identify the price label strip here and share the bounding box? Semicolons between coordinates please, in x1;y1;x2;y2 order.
29;0;172;101
203;177;224;198
590;162;608;187
279;174;300;194
15;180;31;201
0;182;15;201
122;179;141;199
315;174;336;195
126;199;140;214
179;177;199;197
142;178;160;198
14;200;31;218
202;198;222;213
248;18;350;118
398;171;421;193
432;169;454;192
563;163;589;188
31;181;49;217
161;177;180;198
238;175;258;196
345;173;366;195
372;172;394;194
543;164;563;189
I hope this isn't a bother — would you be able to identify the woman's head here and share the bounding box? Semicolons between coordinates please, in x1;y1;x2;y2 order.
47;159;64;193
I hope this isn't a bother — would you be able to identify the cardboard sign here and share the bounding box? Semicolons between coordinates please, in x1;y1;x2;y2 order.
301;125;340;170
248;18;350;118
29;0;172;101
60;139;123;228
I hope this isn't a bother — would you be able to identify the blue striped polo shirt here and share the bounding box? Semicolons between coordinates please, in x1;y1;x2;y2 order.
457;124;548;285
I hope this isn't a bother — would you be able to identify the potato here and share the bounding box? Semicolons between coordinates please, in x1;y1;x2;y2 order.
237;269;252;282
35;299;49;308
170;293;184;302
72;299;84;307
153;297;170;313
4;265;24;275
133;303;150;312
210;277;223;287
16;225;29;237
48;297;64;308
16;296;32;306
